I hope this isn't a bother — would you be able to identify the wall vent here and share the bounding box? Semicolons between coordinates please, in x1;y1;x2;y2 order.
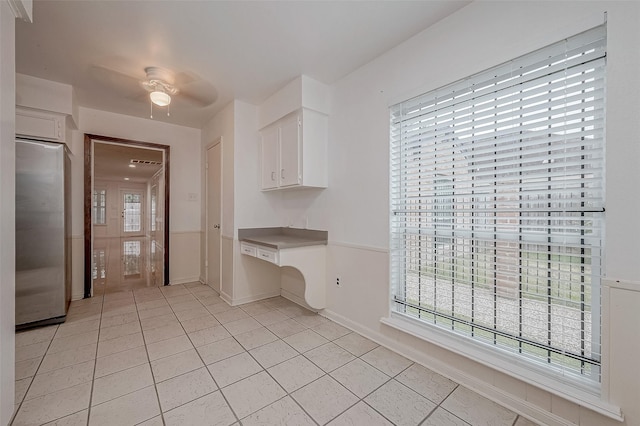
130;159;162;165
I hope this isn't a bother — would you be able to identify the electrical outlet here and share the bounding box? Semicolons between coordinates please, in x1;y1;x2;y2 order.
336;276;341;286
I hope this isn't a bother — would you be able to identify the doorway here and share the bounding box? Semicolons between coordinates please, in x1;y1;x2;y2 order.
206;139;222;293
84;134;170;297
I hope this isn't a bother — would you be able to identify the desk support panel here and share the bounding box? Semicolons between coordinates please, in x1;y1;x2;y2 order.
240;241;326;309
278;245;326;310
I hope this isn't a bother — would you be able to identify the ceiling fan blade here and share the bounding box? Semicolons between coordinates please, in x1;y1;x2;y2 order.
88;65;146;98
174;72;196;87
177;81;218;107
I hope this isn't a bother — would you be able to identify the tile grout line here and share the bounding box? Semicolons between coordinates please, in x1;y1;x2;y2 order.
11;323;61;424
265;313;449;425
162;285;241;425
16;297;107;424
226;300;380;425
85;290;106;426
231;300;328;424
136;287;169;426
17;290;421;426
91;289;161;424
16;256;526;426
228;321;320;425
95;285;473;426
295;334;393;425
16;303;107;422
191;285;252;425
161;290;363;425
224;299;382;425
158;287;317;424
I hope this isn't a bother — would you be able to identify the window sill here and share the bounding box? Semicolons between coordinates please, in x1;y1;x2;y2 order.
381;313;623;422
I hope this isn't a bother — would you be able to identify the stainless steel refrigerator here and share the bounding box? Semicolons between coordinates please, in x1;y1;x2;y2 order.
15;138;71;329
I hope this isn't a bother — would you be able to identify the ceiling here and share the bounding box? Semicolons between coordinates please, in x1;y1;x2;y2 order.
15;0;470;129
94;142;163;183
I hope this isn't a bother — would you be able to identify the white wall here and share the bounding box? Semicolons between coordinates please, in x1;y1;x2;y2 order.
76;107;202;290
233;100;282;232
16;74;74;118
0;2;16;423
232;101;282;303
316;2;640;425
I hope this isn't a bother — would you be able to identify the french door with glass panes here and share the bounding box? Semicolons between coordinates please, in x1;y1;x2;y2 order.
120;189;145;237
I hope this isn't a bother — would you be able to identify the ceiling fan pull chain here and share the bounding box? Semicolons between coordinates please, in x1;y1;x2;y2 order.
167;103;170;117
150;100;153;119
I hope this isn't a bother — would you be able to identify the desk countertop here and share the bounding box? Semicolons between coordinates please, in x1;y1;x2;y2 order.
238;227;328;249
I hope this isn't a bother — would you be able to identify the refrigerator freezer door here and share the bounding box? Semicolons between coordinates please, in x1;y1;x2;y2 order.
15;139;68;327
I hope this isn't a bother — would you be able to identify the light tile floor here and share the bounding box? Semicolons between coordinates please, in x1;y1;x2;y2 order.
13;283;540;425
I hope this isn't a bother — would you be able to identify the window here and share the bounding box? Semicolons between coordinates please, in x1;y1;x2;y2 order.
390;25;606;388
93;189;106;225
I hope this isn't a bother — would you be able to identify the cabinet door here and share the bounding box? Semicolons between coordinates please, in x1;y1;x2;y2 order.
279;114;301;187
16;107;66;142
260;126;280;190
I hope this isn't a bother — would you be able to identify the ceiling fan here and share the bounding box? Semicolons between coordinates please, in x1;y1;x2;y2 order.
141;67;179;108
88;63;218;118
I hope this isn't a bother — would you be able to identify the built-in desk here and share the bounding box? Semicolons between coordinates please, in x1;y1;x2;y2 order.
239;228;327;309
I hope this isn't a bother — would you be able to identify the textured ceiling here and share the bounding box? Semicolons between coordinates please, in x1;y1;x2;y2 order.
16;0;470;128
94;142;163;183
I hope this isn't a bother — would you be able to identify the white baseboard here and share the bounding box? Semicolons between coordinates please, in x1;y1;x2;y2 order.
321;309;578;426
220;290;233;306
280;289;317;312
228;290;282;306
169;276;201;285
197;278;222;296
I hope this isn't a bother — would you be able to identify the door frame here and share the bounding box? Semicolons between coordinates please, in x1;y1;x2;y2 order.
205;138;222;292
84;134;171;297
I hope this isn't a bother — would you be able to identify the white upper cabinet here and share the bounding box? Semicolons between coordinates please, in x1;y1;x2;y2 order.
15;106;67;142
278;113;301;187
260;108;327;191
260;125;280;190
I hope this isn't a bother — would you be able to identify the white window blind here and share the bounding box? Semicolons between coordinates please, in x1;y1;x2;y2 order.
390;25;606;387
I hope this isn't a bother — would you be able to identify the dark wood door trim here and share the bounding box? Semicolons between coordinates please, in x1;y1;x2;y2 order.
84;134;171;298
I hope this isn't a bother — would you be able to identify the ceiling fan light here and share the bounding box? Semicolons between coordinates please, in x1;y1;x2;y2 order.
150;90;171;107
